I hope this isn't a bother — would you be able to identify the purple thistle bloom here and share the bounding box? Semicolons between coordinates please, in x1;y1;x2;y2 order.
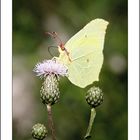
33;59;68;78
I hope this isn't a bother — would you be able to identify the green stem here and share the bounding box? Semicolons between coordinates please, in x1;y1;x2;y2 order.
46;105;56;140
84;108;96;139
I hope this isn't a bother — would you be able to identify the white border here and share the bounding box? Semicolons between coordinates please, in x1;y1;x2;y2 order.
1;0;12;139
128;0;139;140
1;0;139;139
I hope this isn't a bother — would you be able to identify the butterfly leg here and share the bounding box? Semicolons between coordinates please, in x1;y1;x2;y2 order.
64;48;72;62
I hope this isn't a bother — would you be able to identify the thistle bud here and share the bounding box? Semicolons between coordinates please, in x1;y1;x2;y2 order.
31;123;47;140
40;74;60;105
86;86;103;108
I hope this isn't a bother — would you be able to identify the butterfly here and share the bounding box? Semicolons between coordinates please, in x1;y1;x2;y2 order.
48;19;109;88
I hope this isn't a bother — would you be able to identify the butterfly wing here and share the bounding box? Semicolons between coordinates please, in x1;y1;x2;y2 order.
58;19;109;88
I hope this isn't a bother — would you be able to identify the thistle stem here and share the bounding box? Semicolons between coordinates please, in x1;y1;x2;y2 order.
46;105;56;140
84;108;96;139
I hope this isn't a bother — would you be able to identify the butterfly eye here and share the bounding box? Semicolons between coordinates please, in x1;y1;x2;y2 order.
52;32;57;36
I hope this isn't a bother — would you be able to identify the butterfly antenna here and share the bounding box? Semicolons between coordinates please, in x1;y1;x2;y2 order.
45;31;64;47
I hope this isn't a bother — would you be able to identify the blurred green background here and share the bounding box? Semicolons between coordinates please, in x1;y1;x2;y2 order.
13;0;127;140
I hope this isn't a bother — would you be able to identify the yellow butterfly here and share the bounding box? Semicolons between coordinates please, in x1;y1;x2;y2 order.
52;19;109;88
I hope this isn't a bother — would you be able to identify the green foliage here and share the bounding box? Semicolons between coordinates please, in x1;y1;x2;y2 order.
13;0;127;140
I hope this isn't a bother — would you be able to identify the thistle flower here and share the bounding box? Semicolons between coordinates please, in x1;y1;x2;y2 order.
33;59;68;78
33;58;67;106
